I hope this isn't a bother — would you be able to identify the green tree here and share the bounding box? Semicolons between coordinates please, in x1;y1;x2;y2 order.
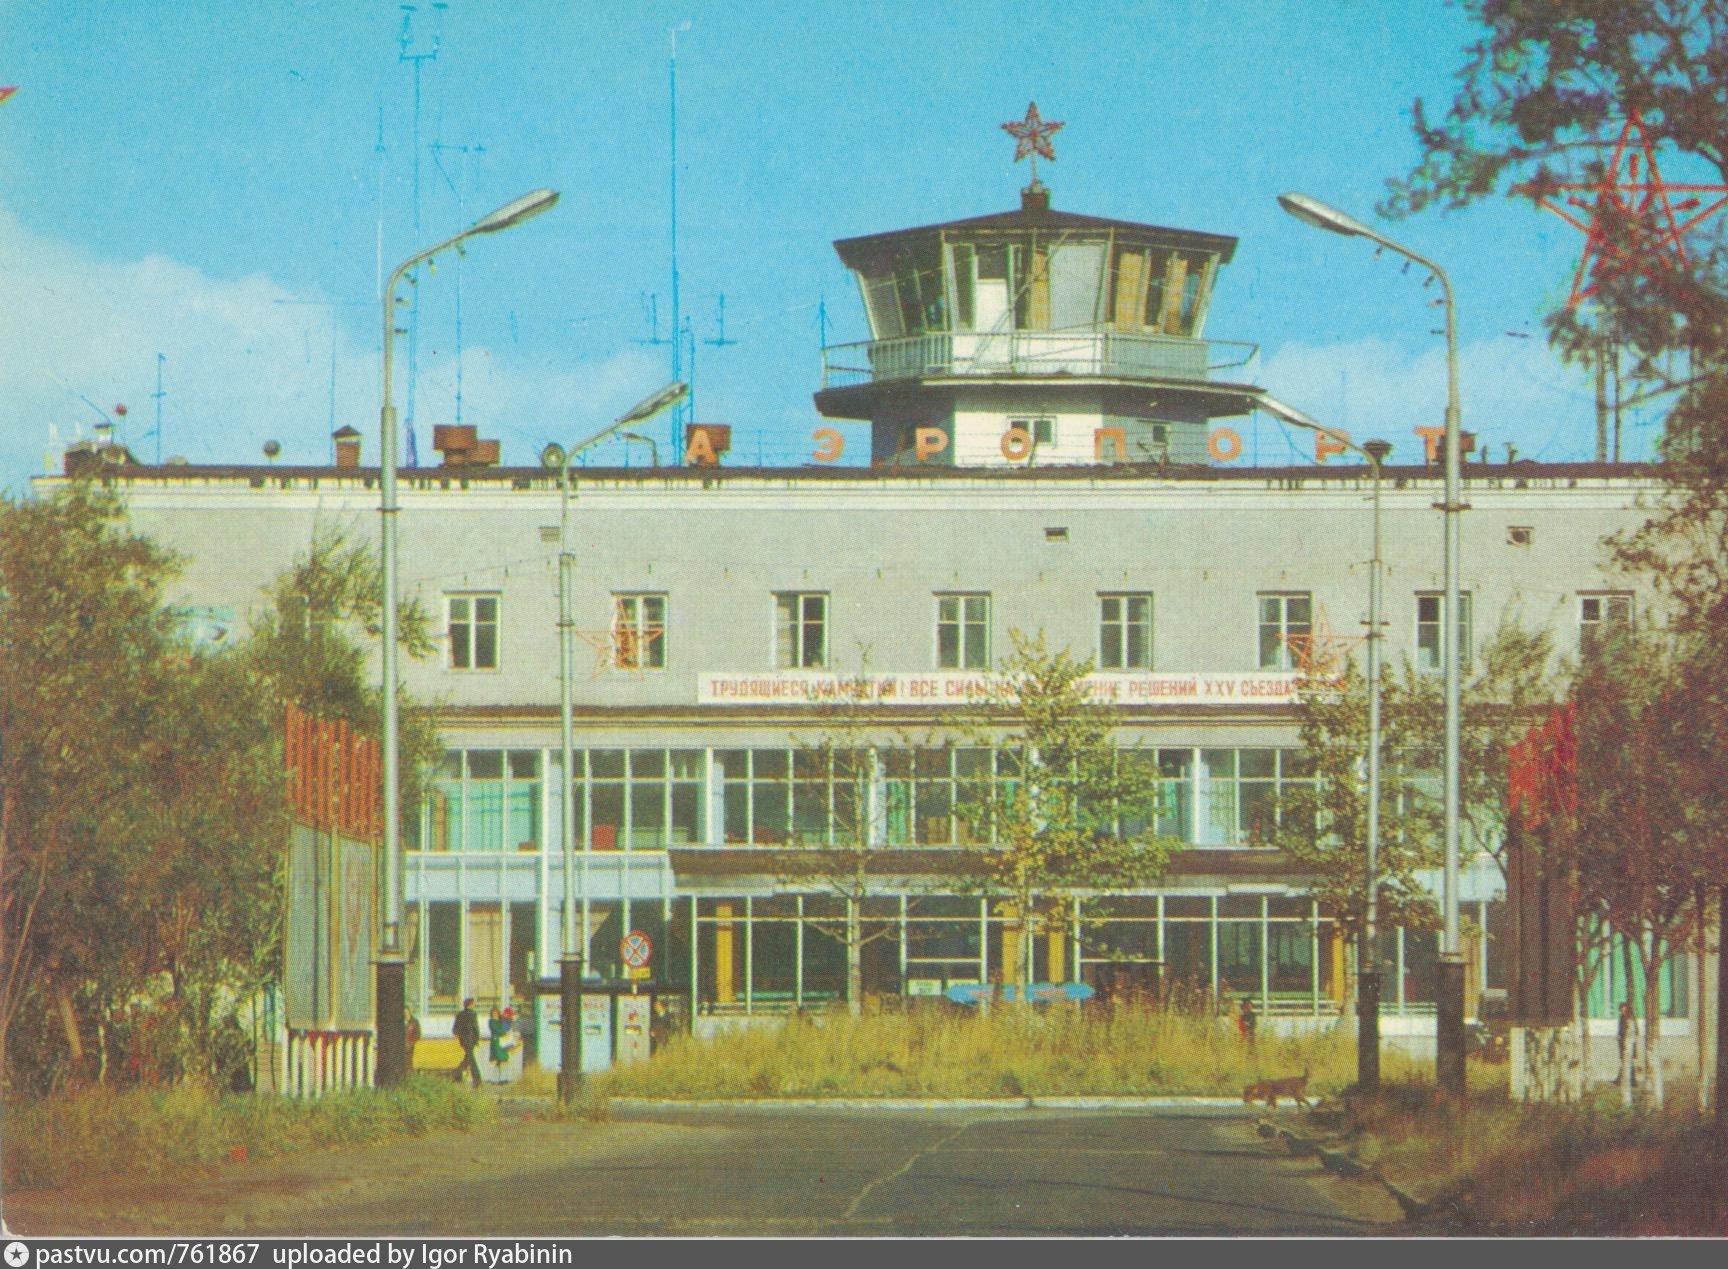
1270;621;1559;1012
243;526;440;838
0;483;290;1091
1266;664;1443;1014
774;673;917;1016
0;482;184;1088
954;632;1178;991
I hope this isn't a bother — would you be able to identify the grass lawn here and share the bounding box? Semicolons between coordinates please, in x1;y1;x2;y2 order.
593;1003;1428;1100
3;1075;494;1191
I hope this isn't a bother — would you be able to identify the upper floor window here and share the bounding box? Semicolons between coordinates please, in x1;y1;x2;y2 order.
775;592;828;669
447;594;499;671
1099;593;1153;670
613;593;667;670
1257;592;1311;670
1416;592;1473;672
936;593;991;669
1579;593;1634;653
1011;417;1056;447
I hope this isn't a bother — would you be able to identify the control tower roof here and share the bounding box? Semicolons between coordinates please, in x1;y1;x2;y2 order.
833;198;1238;271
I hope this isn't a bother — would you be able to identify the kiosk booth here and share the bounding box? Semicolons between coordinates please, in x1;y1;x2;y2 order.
531;977;691;1074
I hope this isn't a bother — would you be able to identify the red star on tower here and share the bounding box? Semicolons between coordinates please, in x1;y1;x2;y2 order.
1517;109;1728;307
1002;101;1063;188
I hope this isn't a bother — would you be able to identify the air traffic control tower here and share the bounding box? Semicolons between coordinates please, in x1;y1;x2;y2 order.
815;111;1260;468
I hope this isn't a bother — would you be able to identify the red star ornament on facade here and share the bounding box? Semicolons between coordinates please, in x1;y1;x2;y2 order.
1279;604;1365;682
573;622;664;676
1002;101;1063;187
1517;109;1728;307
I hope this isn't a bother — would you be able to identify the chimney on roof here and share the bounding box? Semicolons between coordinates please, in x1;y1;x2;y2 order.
432;424;500;468
333;425;363;469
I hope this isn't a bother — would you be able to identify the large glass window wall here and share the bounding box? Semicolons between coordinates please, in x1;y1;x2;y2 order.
685;892;1359;1017
415;744;1316;854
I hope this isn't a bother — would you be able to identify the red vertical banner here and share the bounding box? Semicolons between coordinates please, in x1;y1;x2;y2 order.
284;704;383;843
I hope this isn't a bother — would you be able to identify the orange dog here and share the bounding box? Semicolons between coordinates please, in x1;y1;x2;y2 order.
1242;1072;1312;1110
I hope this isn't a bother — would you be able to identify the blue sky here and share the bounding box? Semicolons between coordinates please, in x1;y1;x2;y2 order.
0;0;1672;492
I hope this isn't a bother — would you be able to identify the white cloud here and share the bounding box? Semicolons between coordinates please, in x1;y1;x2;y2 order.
0;205;666;492
1255;334;1639;466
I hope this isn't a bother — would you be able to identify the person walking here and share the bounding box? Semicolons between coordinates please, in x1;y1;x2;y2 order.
1237;996;1258;1046
487;1006;510;1084
1617;1000;1640;1093
452;997;482;1089
404;1006;422;1074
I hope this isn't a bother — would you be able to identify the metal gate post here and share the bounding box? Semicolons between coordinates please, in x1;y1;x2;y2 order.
559;955;584;1104
375;955;406;1087
1357;967;1381;1092
1437;953;1468;1096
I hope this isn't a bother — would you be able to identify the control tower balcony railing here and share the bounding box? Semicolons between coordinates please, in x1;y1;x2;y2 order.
819;330;1257;390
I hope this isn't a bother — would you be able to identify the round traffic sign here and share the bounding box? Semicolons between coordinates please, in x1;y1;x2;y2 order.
620;929;653;969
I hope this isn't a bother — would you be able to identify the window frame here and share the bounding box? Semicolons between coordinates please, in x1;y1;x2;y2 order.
1098;592;1154;670
935;592;991;670
446;592;501;672
1256;591;1312;671
1578;591;1634;653
1415;591;1474;672
773;591;830;670
613;592;668;670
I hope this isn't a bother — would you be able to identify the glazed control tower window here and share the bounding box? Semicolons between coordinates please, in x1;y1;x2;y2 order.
950;244;1012;333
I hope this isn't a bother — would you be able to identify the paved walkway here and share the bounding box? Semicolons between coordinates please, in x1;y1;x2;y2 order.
9;1104;1403;1238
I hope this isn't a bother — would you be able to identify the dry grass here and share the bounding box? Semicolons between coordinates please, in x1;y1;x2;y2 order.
1349;1084;1728;1235
3;1075;494;1191
596;1002;1425;1100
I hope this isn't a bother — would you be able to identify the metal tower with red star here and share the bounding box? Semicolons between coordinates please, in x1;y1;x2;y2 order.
1518;109;1728;307
1002;101;1063;191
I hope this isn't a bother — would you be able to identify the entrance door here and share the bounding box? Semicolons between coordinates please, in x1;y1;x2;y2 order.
467;903;504;1006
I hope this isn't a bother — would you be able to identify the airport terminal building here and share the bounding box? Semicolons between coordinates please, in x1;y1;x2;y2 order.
41;183;1695;1052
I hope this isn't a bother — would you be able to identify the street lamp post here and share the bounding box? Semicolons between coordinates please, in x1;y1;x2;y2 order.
375;188;559;1089
543;380;687;1105
1257;393;1391;1091
1277;192;1468;1096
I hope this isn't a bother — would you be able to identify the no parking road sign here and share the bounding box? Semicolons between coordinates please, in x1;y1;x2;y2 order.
621;929;653;970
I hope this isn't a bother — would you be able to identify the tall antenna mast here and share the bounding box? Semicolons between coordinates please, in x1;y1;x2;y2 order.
150;353;166;464
667;20;692;459
432;140;485;427
375;101;387;308
398;1;446;468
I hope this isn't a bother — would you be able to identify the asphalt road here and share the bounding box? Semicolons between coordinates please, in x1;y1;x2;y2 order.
10;1105;1401;1238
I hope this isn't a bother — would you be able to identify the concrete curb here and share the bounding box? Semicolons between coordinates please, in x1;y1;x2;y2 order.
1256;1117;1459;1221
608;1095;1249;1112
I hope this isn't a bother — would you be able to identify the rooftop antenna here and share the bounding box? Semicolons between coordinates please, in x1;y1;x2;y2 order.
273;298;369;458
431;139;486;427
148;353;166;464
48;371;119;430
705;293;738;348
637;292;666;346
667;20;692;460
398;1;446;468
374;100;387;309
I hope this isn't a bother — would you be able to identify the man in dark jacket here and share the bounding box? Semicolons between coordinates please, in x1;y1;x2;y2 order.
453;998;482;1089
